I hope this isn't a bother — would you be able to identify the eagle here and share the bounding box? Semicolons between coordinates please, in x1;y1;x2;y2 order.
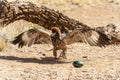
12;26;111;59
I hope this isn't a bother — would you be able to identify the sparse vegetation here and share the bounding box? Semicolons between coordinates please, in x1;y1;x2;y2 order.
0;39;8;52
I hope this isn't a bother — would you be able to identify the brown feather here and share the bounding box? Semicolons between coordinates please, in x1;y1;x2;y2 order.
51;27;67;59
12;28;51;48
50;26;111;59
62;28;111;47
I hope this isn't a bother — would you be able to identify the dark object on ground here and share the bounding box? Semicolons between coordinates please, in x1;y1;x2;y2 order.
73;60;84;68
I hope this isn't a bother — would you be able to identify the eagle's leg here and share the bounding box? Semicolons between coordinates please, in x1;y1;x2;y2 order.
59;52;63;58
53;48;57;59
59;48;67;59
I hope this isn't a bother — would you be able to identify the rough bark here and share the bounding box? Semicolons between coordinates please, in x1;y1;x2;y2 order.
0;0;90;30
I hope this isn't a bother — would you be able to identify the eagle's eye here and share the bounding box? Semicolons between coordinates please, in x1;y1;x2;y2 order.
52;29;56;33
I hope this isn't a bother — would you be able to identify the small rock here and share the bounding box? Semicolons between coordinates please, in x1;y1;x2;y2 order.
82;56;88;58
42;54;46;56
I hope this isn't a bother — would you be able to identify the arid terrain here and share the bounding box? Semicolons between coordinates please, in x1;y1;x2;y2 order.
0;0;120;80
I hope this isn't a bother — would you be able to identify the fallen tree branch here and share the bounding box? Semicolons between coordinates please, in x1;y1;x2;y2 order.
0;0;90;31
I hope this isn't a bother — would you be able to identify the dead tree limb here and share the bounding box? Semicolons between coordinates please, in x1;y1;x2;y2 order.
0;0;113;47
0;0;90;30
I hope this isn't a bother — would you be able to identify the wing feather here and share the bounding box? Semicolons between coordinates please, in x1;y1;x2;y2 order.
12;28;51;48
62;28;110;47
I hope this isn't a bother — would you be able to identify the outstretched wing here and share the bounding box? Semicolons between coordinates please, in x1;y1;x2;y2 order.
62;28;111;47
12;28;51;48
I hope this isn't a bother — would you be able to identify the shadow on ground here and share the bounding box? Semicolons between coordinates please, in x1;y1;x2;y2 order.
0;56;72;64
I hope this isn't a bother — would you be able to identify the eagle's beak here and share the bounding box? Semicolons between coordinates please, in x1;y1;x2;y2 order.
51;33;56;38
59;34;66;40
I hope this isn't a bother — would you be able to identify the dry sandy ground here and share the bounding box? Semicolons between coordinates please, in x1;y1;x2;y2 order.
0;4;120;80
0;43;120;80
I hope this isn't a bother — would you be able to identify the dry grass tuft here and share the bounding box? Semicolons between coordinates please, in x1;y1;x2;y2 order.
0;39;8;52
